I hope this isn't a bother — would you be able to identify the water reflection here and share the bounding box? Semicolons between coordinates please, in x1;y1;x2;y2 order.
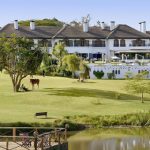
69;128;150;150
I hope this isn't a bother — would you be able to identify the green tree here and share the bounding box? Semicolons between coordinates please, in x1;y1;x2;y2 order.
0;34;43;92
93;70;104;79
125;71;150;103
63;54;80;78
19;18;63;27
79;61;91;81
52;42;68;71
39;52;51;73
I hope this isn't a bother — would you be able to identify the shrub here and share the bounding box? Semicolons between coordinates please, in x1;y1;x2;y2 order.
93;70;104;79
107;72;115;79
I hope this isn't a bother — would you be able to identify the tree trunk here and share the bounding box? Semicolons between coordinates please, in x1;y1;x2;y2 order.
141;92;144;103
72;72;75;78
13;82;21;92
10;74;25;92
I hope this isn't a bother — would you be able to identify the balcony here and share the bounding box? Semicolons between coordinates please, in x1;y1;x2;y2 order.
65;46;106;54
129;44;150;50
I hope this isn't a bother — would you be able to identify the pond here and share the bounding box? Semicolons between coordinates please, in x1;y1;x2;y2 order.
68;128;150;150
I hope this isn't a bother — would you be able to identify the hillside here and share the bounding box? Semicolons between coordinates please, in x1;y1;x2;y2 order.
19;18;64;26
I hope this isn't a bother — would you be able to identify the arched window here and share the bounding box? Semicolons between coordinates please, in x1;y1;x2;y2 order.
120;39;126;47
114;39;119;47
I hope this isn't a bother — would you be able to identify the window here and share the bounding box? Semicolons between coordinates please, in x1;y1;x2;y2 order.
115;70;118;75
63;40;74;47
114;39;119;47
84;40;89;46
39;39;52;47
92;40;105;47
101;41;106;47
74;40;82;46
120;39;126;47
132;39;145;46
74;39;89;47
68;40;74;47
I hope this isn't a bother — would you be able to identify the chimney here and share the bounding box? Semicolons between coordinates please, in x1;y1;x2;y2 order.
14;20;18;30
82;15;90;32
97;21;101;28
30;20;35;30
143;21;146;33
101;22;105;29
110;21;115;30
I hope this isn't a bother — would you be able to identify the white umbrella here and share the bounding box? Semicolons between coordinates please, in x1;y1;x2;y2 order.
111;56;120;60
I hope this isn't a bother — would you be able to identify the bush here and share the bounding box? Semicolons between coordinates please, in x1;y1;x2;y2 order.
107;72;115;79
93;70;104;79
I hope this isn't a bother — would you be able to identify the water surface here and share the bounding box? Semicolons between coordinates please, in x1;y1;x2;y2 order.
68;128;150;150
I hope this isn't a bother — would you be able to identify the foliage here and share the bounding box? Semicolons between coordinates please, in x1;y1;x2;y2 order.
79;61;91;81
19;18;63;27
125;71;133;79
0;34;43;92
64;111;150;128
38;52;53;75
63;54;80;78
107;72;115;79
52;42;68;72
125;71;150;103
0;112;150;130
93;70;104;79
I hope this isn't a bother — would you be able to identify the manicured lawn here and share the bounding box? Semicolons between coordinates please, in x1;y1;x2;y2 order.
0;73;150;124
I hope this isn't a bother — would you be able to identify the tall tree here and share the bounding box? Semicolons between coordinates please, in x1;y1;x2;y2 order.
125;71;150;103
52;42;68;71
79;61;91;82
63;54;80;78
0;34;43;92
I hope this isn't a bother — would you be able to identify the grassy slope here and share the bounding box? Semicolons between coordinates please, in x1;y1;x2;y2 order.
0;73;150;124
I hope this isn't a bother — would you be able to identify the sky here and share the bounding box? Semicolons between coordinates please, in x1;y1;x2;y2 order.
0;0;150;30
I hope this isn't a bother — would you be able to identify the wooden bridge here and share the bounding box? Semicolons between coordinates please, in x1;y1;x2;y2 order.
0;127;68;150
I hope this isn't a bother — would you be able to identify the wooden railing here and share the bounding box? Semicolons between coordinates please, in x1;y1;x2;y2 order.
0;127;68;150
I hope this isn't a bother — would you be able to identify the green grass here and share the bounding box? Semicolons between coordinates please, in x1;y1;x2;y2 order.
0;73;150;124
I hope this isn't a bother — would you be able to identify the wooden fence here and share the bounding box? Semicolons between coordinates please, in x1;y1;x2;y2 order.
0;127;68;150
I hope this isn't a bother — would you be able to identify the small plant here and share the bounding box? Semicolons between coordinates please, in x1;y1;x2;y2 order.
107;72;115;79
93;70;104;79
92;99;102;105
115;92;121;100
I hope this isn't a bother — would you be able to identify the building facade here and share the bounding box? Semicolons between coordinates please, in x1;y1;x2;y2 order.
0;19;150;62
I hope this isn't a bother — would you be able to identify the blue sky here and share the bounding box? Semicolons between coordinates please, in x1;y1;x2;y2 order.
0;0;150;30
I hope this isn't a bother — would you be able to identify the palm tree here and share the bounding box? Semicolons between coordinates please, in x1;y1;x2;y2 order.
63;54;80;78
52;42;68;70
79;61;91;82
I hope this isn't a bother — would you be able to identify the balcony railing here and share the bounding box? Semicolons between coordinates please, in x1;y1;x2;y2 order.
129;44;150;47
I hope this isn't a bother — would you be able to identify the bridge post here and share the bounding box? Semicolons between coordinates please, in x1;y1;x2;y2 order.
65;128;67;142
6;138;9;150
33;131;38;150
12;127;16;142
54;128;57;141
34;137;37;150
58;132;61;145
41;137;44;150
49;134;51;147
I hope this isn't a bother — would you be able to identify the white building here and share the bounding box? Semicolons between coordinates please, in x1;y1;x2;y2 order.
1;18;150;62
89;63;150;79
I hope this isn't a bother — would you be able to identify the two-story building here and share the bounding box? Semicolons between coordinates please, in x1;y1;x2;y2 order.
0;18;150;61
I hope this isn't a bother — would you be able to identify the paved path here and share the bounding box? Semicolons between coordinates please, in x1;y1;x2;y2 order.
0;142;57;150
